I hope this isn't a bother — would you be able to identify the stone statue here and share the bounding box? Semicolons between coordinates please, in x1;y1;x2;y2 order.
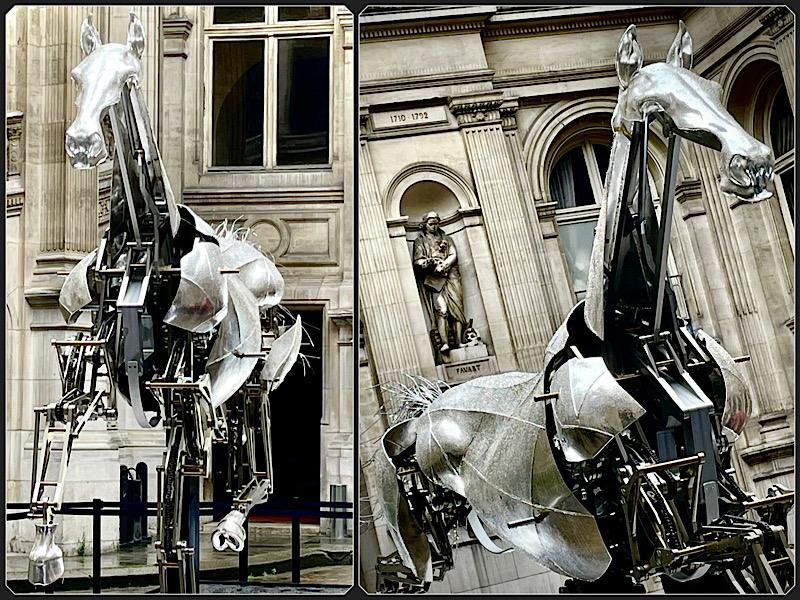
413;211;467;354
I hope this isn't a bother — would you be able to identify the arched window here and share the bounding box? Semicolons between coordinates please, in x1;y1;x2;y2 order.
769;86;794;222
549;142;611;209
548;128;665;299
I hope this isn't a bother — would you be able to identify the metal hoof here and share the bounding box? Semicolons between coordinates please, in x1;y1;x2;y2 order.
28;522;65;586
211;510;246;552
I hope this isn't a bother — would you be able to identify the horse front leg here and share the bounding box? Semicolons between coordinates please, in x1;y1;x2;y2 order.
212;383;273;552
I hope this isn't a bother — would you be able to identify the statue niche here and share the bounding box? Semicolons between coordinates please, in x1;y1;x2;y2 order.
413;211;467;358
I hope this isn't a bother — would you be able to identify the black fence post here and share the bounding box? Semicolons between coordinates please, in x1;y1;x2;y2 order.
238;516;249;582
136;462;148;542
92;498;102;594
291;497;302;584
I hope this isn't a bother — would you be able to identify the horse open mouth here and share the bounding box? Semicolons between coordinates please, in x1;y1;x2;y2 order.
65;131;107;169
720;154;774;201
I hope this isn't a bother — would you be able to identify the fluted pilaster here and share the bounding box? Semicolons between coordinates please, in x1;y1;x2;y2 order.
450;92;554;370
359;127;423;409
65;7;99;255
761;7;795;111
160;12;193;201
690;142;792;415
501;99;561;331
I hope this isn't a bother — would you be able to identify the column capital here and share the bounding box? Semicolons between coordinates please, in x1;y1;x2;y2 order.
162;14;193;40
359;107;371;138
760;7;793;40
500;98;520;130
448;92;504;126
162;14;193;59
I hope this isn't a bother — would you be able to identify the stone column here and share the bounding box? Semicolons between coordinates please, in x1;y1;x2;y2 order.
690;143;792;416
500;99;561;331
761;8;795;111
450;91;554;371
160;12;193;200
22;7;98;303
359;117;425;399
673;179;726;338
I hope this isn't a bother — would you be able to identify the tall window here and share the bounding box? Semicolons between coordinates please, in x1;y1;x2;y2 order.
549;137;611;297
207;7;332;169
548;131;672;302
769;86;794;223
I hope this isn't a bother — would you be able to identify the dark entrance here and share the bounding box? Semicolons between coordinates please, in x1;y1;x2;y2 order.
211;306;324;521
269;306;323;506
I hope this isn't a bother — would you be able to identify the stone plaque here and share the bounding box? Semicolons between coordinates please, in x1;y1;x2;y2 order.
372;106;448;130
441;355;498;384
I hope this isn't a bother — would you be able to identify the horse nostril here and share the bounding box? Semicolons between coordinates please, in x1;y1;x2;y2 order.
728;155;752;188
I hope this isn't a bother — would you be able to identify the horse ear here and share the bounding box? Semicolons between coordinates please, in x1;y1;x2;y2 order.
80;13;102;56
127;12;146;59
616;24;643;89
666;21;693;70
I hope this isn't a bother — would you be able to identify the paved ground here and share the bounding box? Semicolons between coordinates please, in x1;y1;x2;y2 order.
8;522;353;594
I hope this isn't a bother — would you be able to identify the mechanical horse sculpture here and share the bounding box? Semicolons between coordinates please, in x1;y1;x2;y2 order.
27;13;303;592
375;23;794;593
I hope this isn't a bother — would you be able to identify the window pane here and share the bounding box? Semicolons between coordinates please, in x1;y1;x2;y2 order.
593;143;611;185
277;38;330;166
770;87;793;159
212;41;264;167
213;7;265;24
550;146;594;209
559;219;598;297
780;168;794;222
278;6;330;21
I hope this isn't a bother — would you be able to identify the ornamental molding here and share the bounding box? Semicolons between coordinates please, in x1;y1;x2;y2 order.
362;20;483;40
7;110;23;179
760;7;794;39
499;99;519;130
182;187;344;205
7;192;24;216
448;92;504;126
483;10;680;40
361;11;490;41
162;15;193;40
360;67;494;95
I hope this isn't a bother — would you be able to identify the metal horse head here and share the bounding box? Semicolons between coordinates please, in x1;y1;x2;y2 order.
65;13;145;169
612;22;774;200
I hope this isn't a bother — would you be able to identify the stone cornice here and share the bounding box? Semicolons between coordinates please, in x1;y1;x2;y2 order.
483;8;682;40
162;14;193;40
7;191;24;216
329;309;354;329
494;63;618;91
739;439;794;466
360;7;495;41
535;201;558;221
182;187;344;205
23;287;61;309
360;67;494;95
760;6;794;39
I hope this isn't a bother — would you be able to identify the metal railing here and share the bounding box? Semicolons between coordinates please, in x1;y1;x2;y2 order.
8;497;353;593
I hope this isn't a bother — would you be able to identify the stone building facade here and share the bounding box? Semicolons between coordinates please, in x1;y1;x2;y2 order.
358;6;794;593
6;5;354;554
